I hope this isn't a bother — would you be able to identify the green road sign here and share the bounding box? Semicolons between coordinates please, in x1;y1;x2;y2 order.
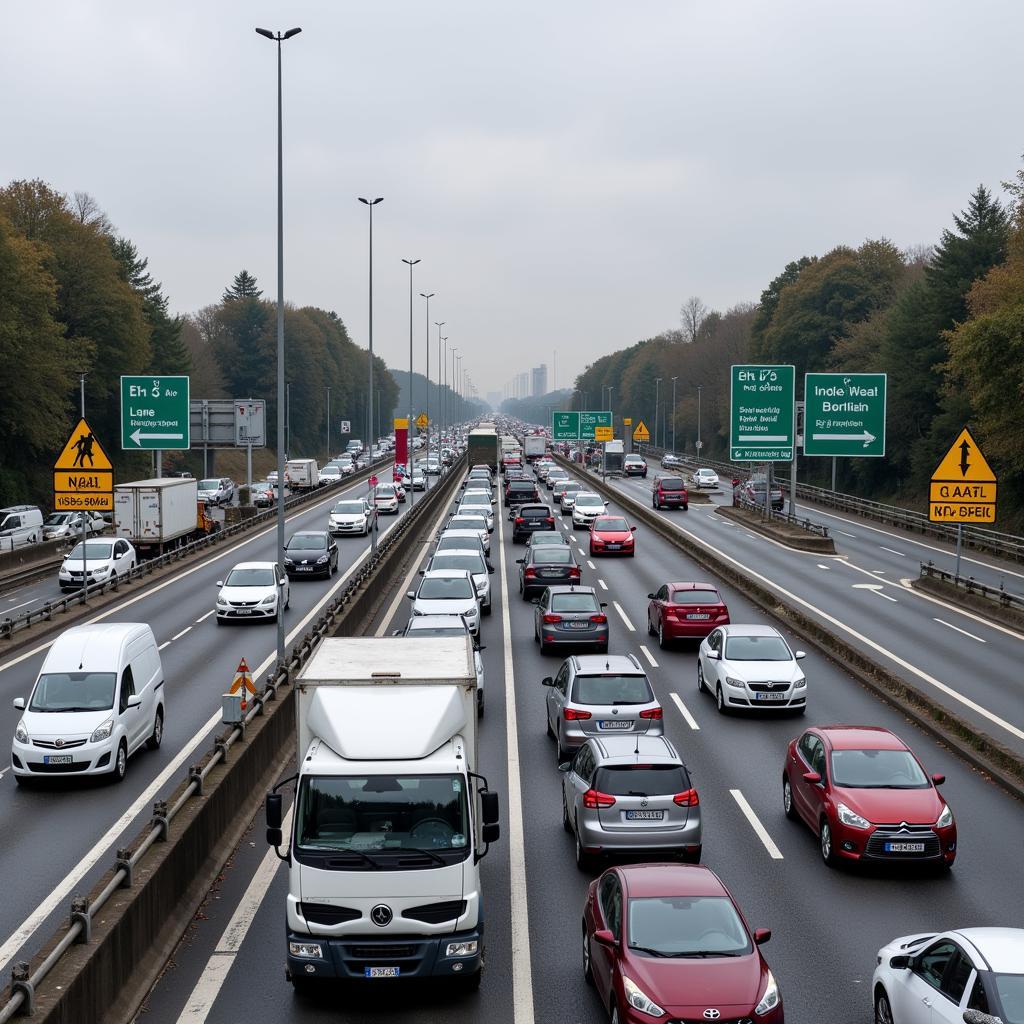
730;365;795;461
579;410;612;440
120;375;190;450
551;410;612;441
803;373;886;457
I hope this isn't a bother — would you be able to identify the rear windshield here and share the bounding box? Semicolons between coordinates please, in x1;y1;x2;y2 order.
508;482;536;492
436;535;481;552
430;554;485;574
658;477;685;490
671;589;720;605
520;506;551;518
594;765;689;795
550;593;600;612
452;516;487;530
531;548;573;564
573;674;653;705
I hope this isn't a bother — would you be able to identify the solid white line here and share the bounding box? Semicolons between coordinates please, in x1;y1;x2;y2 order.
496;502;536;1024
877;593;898;603
669;692;699;731
639;645;658;668
172;626;192;641
158;641;172;651
4;598;39;613
195;610;215;623
598;579;608;591
586;560;596;571
174;806;294;1023
730;789;783;860
613;601;636;632
835;530;857;538
879;546;906;557
934;618;987;643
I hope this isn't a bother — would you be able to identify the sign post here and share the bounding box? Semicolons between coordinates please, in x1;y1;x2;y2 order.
803;373;886;457
121;375;190;478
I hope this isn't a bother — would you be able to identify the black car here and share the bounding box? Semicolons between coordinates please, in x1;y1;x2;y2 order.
512;503;556;543
517;544;581;598
505;479;541;510
283;530;338;579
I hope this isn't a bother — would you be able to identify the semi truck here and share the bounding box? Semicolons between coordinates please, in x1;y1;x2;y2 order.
113;478;219;555
266;636;500;994
467;427;499;473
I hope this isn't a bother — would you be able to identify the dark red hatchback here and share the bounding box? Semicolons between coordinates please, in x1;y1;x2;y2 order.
583;863;782;1023
647;583;730;646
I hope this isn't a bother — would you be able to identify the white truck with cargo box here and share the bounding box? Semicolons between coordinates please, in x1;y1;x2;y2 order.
285;458;321;491
265;636;500;993
524;435;546;461
113;478;202;555
603;439;624;476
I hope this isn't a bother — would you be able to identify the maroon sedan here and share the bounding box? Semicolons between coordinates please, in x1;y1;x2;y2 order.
589;516;636;557
583;863;782;1023
646;583;729;647
782;725;957;869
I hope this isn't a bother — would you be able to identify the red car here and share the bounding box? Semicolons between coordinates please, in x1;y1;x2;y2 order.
583;863;782;1023
590;516;636;557
646;582;729;646
782;725;956;869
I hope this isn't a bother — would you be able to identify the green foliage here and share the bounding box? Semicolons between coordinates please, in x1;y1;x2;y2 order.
224;269;262;301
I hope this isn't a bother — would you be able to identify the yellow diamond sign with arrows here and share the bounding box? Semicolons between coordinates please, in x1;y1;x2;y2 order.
632;420;650;443
928;427;997;524
416;413;428;430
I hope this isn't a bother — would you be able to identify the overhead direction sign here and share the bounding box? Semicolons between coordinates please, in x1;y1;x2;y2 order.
121;375;190;450
53;418;113;511
551;410;612;441
929;427;997;524
803;373;886;457
632;420;650;443
730;365;795;461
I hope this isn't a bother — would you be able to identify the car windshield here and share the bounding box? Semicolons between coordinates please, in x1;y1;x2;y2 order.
830;748;930;789
376;485;395;496
419;577;474;600
659;478;685;490
431;554;485;574
531;548;573;564
596;518;629;532
30;672;117;712
225;567;276;587
724;634;791;661
295;774;470;860
628;896;752;957
288;534;327;551
68;541;112;559
573;674;653;705
993;974;1024;1023
595;765;689;795
334;501;365;514
575;495;604;508
199;479;220;490
45;513;71;526
550;593;600;613
671;589;721;605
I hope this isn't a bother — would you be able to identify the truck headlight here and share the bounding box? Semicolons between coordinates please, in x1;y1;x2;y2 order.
288;941;323;959
15;720;29;744
91;718;114;743
754;970;780;1015
445;940;477;957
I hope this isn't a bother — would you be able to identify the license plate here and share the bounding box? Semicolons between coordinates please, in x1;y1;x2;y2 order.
625;810;664;820
43;755;73;765
296;566;314;572
598;720;631;730
606;543;621;550
687;613;711;620
540;570;561;577
755;691;788;701
566;621;591;629
234;609;253;615
365;966;400;978
885;842;926;853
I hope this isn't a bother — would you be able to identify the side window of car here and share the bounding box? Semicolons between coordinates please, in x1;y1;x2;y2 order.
966;975;990;1013
798;732;816;765
598;874;616;924
914;941;958;991
809;738;827;778
657;585;668;601
608;878;623;936
555;664;569;694
118;666;135;714
940;950;973;1004
708;630;721;653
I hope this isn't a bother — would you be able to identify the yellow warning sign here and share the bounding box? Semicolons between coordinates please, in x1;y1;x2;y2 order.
229;657;257;711
54;418;113;512
623;418;632;427
393;418;409;430
594;426;613;442
416;413;428;430
632;420;650;443
928;427;997;524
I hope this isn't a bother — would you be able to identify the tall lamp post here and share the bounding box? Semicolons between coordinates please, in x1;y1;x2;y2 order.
435;322;445;439
450;347;459;428
358;195;383;552
696;384;704;456
401;258;420;506
607;385;614;436
255;24;301;672
325;385;331;463
670;376;678;455
654;377;662;450
420;292;434;462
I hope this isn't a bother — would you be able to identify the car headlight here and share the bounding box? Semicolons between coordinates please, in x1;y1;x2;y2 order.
754;970;780;1015
93;565;111;576
837;802;870;829
623;975;665;1018
795;676;806;688
289;941;323;959
725;676;746;688
91;718;114;743
445;940;477;957
936;804;954;828
216;597;229;607
14;720;29;743
316;555;329;564
260;594;277;606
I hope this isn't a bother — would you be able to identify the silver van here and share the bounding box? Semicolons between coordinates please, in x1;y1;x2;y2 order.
0;505;44;550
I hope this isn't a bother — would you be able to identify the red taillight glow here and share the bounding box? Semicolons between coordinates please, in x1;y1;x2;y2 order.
545;517;555;524
563;707;592;721
569;567;581;578
639;707;663;720
583;789;616;809
590;614;607;623
525;568;537;578
542;614;562;624
515;517;524;524
673;789;699;806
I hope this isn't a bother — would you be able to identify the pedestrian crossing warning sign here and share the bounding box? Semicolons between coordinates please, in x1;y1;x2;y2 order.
53;418;113;511
632;420;650;443
928;427;997;524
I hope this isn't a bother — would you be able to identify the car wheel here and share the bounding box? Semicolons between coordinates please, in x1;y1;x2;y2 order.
874;990;893;1024
610;1001;621;1024
697;661;706;693
715;683;727;714
477;690;484;719
783;776;797;820
575;819;593;872
682;503;688;511
582;927;594;985
284;591;290;610
658;620;667;649
290;975;318;999
555;728;569;765
563;792;573;834
546;711;555;739
147;707;164;751
111;740;128;783
820;818;837;866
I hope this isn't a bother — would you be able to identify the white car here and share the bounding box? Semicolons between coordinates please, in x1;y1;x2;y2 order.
459;492;495;530
319;465;343;483
872;927;1024;1024
328;498;374;537
571;492;607;529
58;538;136;590
411;470;427;491
373;483;400;514
42;511;106;541
215;561;290;624
424;548;493;615
445;515;492;555
697;624;807;714
197;478;233;506
692;468;720;488
406;569;480;636
397;614;485;716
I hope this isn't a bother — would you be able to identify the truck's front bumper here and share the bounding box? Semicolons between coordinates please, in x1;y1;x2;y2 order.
286;924;483;981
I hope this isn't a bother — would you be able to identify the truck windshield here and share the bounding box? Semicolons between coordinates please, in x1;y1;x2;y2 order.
295;774;470;865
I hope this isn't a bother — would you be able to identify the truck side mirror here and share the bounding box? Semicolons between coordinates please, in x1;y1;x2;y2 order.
482;823;500;844
481;789;500;826
266;792;283;848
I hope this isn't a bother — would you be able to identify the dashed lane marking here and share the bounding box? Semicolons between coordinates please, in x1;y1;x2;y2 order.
613;601;636;632
731;789;783;859
934;618;986;643
639;645;658;667
670;692;699;731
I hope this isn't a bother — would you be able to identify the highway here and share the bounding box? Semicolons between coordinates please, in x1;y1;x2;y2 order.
133;463;1024;1023
0;469;429;980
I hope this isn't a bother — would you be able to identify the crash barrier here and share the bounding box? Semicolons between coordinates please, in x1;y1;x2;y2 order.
731;494;831;539
0;455;467;1024
552;452;1024;802
0;537;76;587
918;562;1024;613
0;457;395;643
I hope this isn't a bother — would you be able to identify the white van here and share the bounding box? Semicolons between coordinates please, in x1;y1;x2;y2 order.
11;623;165;785
0;505;44;550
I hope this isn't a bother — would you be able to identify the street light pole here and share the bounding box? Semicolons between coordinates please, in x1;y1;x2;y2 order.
670;376;678;455
420;292;434;468
326;386;331;463
435;322;445;439
696;384;703;456
654;378;662;450
358;195;383;553
607;385;614;437
402;258;420;506
255;24;301;673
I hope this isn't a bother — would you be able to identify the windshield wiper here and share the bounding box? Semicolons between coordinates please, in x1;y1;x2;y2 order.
628;945;674;958
667;950;744;958
323;849;382;868
396;846;447;865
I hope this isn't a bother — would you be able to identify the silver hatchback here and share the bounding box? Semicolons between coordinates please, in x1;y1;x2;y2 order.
560;735;702;870
542;654;663;764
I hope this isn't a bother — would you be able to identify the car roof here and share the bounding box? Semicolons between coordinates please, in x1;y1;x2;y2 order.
289;530;328;539
815;726;907;751
546;584;597;596
719;623;781;638
952;928;1024;971
439;530;483;540
573;653;644;674
421;568;472;580
430;548;484;559
231;561;277;570
591;734;679;763
618;863;730;899
405;614;470;631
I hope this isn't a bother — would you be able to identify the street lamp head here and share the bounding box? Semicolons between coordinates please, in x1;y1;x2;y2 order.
402;258;421;266
255;27;274;38
358;197;384;206
284;27;302;38
420;292;435;299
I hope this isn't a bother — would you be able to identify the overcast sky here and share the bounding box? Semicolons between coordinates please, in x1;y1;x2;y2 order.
3;1;1022;398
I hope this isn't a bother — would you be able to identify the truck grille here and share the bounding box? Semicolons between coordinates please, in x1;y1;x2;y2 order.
402;900;467;924
349;943;418;960
299;902;361;925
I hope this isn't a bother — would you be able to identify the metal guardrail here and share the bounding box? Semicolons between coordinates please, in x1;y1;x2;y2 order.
732;494;831;538
0;454;467;1022
919;561;1024;611
0;459;394;643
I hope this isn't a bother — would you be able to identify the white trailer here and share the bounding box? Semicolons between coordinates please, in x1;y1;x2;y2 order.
113;478;199;554
266;636;500;994
285;458;320;491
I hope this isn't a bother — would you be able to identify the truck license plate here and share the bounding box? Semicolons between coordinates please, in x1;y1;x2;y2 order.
43;755;73;765
365;966;400;978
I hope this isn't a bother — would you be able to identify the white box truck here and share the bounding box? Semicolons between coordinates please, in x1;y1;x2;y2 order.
265;636;500;993
524;434;546;461
113;478;204;554
285;458;320;491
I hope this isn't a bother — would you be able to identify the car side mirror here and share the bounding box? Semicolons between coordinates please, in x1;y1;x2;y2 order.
963;1011;1003;1024
600;602;608;608
931;773;946;786
12;697;25;710
515;558;524;564
754;928;772;945
647;593;655;599
707;650;721;661
215;580;224;588
487;565;495;574
795;651;806;660
278;579;287;588
541;676;554;687
406;590;416;599
126;695;142;709
391;629;402;636
889;954;911;970
482;823;500;844
557;760;573;772
531;597;541;605
418;569;425;575
802;771;822;785
593;929;618;949
630;526;637;532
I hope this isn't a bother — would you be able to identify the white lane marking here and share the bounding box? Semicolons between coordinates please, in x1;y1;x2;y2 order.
872;570;887;575
158;641;172;651
852;583;897;603
730;789;783;860
0;509;405;978
195;610;215;623
496;500;536;1024
174;805;294;1022
669;692;699;731
639;645;658;668
816;564;830;570
880;546;906;557
878;593;898;603
586;560;596;570
568;535;577;544
598;579;608;591
835;529;857;538
934;618;987;643
171;626;192;641
613;601;636;632
4;598;39;613
0;768;9;780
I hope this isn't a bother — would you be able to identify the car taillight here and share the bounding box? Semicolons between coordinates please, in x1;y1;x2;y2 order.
583;789;616;809
639;707;663;720
563;707;592;721
515;517;524;524
525;568;537;577
542;614;562;624
590;614;607;624
569;567;581;578
545;517;555;524
673;789;699;806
